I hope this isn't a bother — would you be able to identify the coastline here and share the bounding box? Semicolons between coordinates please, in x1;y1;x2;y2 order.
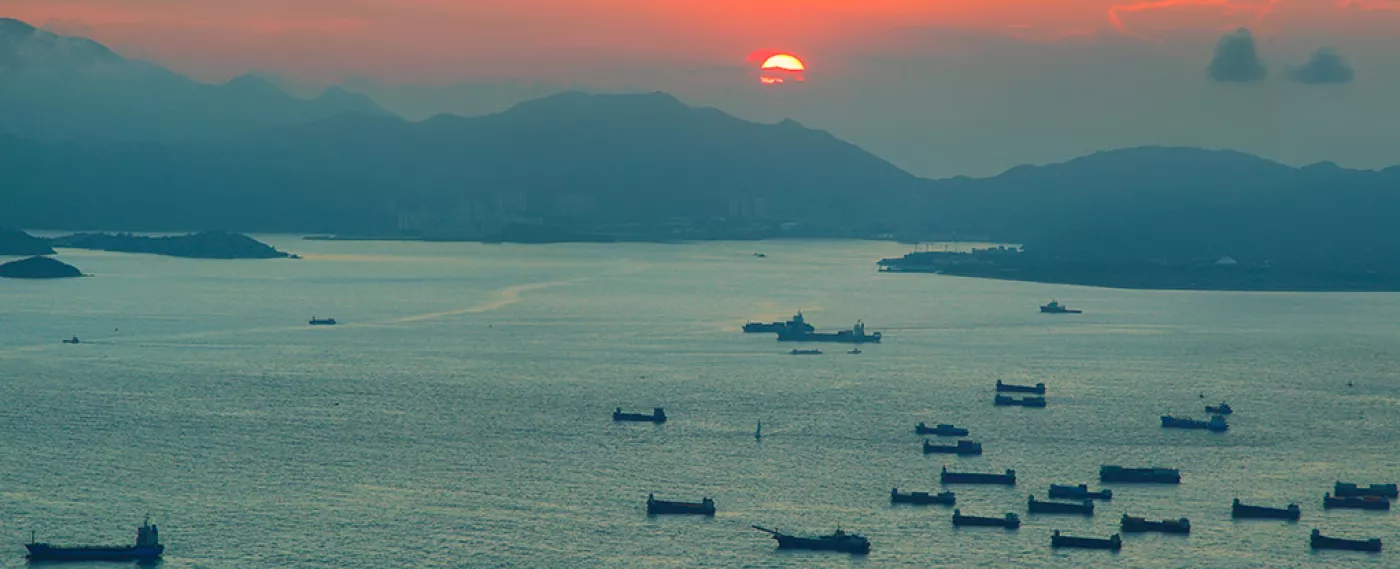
880;265;1400;292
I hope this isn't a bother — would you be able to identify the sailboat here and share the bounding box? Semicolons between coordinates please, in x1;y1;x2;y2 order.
755;421;762;441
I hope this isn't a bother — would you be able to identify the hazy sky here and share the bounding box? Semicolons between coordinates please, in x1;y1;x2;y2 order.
4;0;1400;177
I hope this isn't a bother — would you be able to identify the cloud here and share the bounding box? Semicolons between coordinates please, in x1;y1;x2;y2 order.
1289;48;1354;84
1207;27;1265;82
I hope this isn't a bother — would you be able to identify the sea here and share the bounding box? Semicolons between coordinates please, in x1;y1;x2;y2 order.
1;237;1396;568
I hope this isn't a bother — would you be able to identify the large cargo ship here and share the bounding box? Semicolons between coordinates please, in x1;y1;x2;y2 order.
1100;465;1181;484
26;518;164;562
777;321;882;344
742;312;814;334
752;526;870;554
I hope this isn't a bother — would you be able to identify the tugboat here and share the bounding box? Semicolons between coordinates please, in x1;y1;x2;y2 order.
743;312;814;334
613;407;667;423
995;380;1046;394
952;509;1021;529
915;423;969;437
1051;530;1121;551
1334;482;1399;498
62;336;80;344
994;395;1046;408
1049;484;1112;501
1323;493;1390;510
1231;498;1301;520
1205;402;1233;415
1161;414;1228;432
309;316;337;326
646;493;715;516
26;517;164;561
1028;495;1094;515
923;439;983;455
1040;301;1082;314
890;488;956;505
751;525;870;554
1310;529;1382;552
1099;465;1181;484
941;466;1016;486
1120;514;1190;534
776;321;882;344
789;349;823;356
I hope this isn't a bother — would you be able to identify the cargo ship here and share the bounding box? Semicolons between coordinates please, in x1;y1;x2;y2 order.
1040;301;1082;314
751;525;870;554
915;423;969;436
613;407;667;423
26;518;163;562
1231;498;1300;520
941;466;1016;486
743;312;814;334
1049;484;1112;501
890;488;956;505
1051;530;1121;550
995;380;1046;394
1334;482;1398;498
1205;402;1233;415
309;316;337;325
1100;465;1180;484
646;494;715;516
777;321;882;344
1310;529;1381;552
1324;493;1390;510
1161;414;1228;432
1028;495;1094;515
952;510;1020;529
922;440;983;455
994;395;1046;408
1120;514;1190;534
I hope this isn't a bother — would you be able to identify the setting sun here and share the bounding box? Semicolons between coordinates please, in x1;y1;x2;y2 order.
761;54;805;71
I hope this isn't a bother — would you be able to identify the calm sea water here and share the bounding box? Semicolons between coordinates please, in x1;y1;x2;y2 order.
1;238;1396;568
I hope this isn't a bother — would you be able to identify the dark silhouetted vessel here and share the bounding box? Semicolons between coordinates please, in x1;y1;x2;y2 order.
916;423;969;436
1324;493;1390;510
1205;402;1233;415
1311;529;1381;552
1161;414;1228;432
923;439;983;455
752;525;870;554
1040;301;1082;314
1049;484;1112;501
789;349;822;355
1334;482;1398;498
26;518;164;562
891;488;956;505
613;407;666;423
995;380;1046;394
1231;498;1300;520
1100;465;1180;484
952;509;1020;529
1121;514;1190;534
994;395;1046;408
743;312;814;334
309;316;337;325
1028;495;1094;515
1051;530;1121;550
62;336;80;344
777;321;882;344
646;493;715;516
941;466;1016;486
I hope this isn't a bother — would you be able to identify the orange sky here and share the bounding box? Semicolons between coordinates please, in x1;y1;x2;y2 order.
3;0;1398;82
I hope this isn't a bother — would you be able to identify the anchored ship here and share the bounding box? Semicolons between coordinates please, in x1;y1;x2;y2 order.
1028;495;1094;516
309;316;337;325
1231;498;1301;520
1324;493;1390;510
941;466;1016;486
922;440;983;455
1051;530;1121;550
646;494;715;516
1205;402;1233;415
1049;484;1112;501
743;312;814;334
1121;514;1190;534
1100;465;1181;484
915;423;969;436
777;321;882;344
1161;414;1228;432
751;525;870;554
1334;482;1398;498
994;395;1046;408
1040;301;1082;314
952;509;1021;529
613;407;667;423
995;380;1046;394
26;518;164;562
1310;529;1382;552
890;488;956;505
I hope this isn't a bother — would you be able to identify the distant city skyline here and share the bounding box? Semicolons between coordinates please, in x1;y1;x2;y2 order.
2;1;1399;177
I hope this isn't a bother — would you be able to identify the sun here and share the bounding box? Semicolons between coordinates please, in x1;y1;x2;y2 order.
754;53;806;86
761;54;805;72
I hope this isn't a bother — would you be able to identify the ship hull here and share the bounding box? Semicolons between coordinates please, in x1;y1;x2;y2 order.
1029;498;1094;515
1049;485;1112;501
1335;483;1399;498
647;502;715;516
994;395;1046;407
1121;517;1190;534
1051;535;1121;550
1100;467;1180;484
891;492;955;506
1232;503;1300;520
1312;534;1381;552
772;536;870;554
942;472;1016;486
26;544;164;561
776;332;881;344
916;425;969;437
952;513;1020;528
995;382;1046;394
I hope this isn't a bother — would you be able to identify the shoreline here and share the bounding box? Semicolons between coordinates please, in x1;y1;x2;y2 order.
880;267;1400;293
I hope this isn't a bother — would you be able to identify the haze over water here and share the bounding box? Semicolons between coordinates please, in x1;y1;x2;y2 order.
1;237;1396;567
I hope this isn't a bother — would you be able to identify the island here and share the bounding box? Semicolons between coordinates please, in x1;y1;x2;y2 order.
50;231;294;259
0;227;55;256
0;256;83;279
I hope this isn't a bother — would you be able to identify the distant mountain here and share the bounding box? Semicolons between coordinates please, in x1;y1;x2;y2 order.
0;91;923;236
0;18;390;142
0;226;54;256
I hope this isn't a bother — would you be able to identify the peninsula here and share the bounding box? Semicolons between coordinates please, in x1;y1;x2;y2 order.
0;256;83;279
0;226;54;256
50;232;294;259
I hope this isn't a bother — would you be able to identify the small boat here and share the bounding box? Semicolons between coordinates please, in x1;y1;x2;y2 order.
62;336;80;344
646;493;715;516
994;395;1046;408
755;421;762;441
922;439;983;455
613;407;667;423
941;466;1016;486
752;525;870;554
1334;482;1399;498
1205;402;1233;415
790;349;823;355
26;518;164;562
1040;300;1082;314
1161;414;1228;432
952;509;1020;528
915;423;969;437
847;348;862;354
1049;484;1112;501
1120;514;1190;534
1323;493;1390;510
1028;495;1094;515
1051;530;1121;551
309;316;337;325
1311;529;1382;552
995;380;1046;394
753;252;767;258
1231;498;1301;520
891;488;956;505
1099;465;1180;484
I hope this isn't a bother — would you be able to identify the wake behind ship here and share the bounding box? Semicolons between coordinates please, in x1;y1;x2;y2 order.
27;518;164;561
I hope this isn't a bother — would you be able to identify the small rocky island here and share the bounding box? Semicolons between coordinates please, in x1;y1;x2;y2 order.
0;227;55;256
0;256;83;279
50;231;294;259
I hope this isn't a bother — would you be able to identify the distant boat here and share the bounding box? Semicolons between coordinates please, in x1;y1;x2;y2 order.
755;421;762;441
752;525;870;554
1205;402;1233;415
848;347;862;354
613;407;667;423
646;493;715;516
62;336;80;344
996;380;1046;394
1310;529;1382;552
1040;300;1082;314
1324;493;1390;510
1028;495;1094;516
1161;414;1228;432
1100;465;1180;484
941;466;1016;486
1120;514;1190;534
777;320;882;344
994;395;1046;408
26;518;163;562
952;509;1020;529
1049;484;1112;501
1051;530;1121;551
790;349;823;355
1334;482;1398;498
922;439;983;455
743;312;814;334
890;488;956;506
753;252;767;258
915;423;969;437
309;316;337;326
1231;498;1300;520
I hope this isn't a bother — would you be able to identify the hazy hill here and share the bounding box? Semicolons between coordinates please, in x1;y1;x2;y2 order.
0;18;389;142
0;226;54;255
